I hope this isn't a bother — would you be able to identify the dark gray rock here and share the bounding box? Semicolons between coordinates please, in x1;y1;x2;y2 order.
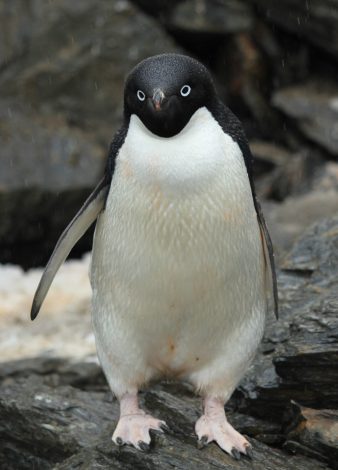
238;216;338;424
166;0;254;35
247;0;338;58
262;193;338;260
130;0;181;19
0;0;182;266
0;98;105;266
251;140;322;201
272;81;338;156
0;358;329;469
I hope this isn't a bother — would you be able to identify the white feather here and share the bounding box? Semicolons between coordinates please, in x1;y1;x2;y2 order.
90;107;266;399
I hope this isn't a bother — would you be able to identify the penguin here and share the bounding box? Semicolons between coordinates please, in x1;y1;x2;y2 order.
31;53;278;459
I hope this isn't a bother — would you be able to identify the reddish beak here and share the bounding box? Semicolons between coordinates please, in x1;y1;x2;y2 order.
152;89;165;111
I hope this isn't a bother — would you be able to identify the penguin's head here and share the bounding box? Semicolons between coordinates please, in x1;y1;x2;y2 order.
124;54;217;138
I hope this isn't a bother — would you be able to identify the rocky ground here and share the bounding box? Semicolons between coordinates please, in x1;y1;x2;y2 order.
1;0;338;469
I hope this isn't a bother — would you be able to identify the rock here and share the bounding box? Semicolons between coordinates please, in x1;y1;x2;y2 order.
166;0;254;35
0;99;105;267
238;216;338;423
215;31;280;135
262;160;338;257
272;81;338;156
251;140;322;201
0;0;182;267
133;0;254;35
0;358;330;469
313;162;338;192
262;189;338;259
284;402;338;468
248;0;338;58
130;0;181;19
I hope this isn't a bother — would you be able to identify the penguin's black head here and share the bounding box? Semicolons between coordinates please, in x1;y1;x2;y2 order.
124;54;217;138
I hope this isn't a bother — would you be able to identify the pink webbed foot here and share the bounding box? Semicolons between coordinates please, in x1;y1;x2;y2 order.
195;397;253;460
112;392;168;451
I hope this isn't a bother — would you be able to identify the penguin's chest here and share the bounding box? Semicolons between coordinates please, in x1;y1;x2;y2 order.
91;108;263;369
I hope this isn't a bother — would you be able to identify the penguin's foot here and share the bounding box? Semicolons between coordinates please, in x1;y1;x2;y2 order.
112;413;167;450
112;392;167;450
195;396;252;459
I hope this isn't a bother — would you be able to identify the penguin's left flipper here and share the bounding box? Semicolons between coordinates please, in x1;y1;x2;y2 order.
30;178;109;321
254;198;278;319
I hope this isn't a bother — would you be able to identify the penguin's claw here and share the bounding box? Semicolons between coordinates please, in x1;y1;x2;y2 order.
115;436;124;446
112;414;167;450
160;422;170;433
231;448;241;460
245;443;254;459
197;435;209;449
138;441;150;452
195;414;252;459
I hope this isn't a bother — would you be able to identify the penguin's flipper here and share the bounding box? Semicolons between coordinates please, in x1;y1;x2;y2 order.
255;199;278;319
30;178;109;321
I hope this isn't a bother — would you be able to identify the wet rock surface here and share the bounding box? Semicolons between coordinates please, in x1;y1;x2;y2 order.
165;0;254;35
0;358;330;470
248;0;338;57
1;216;338;469
273;81;338;156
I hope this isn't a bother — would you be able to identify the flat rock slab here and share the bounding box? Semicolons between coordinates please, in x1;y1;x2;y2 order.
166;0;254;35
272;82;338;156
248;0;338;57
0;358;329;470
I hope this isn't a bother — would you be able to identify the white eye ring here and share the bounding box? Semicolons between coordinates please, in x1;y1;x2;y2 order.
180;85;191;97
137;90;146;101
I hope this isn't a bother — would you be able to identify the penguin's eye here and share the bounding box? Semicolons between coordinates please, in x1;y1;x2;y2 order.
180;85;191;97
137;90;146;101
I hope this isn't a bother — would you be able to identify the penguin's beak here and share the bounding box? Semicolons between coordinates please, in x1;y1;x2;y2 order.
152;89;165;111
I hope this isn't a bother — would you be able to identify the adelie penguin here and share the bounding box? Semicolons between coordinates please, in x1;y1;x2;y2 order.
31;53;278;459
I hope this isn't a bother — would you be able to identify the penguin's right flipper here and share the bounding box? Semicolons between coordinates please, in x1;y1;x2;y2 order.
30;178;109;321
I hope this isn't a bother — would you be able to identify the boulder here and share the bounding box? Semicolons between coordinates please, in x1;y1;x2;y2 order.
272;81;338;156
165;0;254;35
262;162;338;258
247;0;338;58
251;140;322;201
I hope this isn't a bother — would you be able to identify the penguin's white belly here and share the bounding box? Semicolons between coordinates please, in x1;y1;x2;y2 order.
91;107;266;380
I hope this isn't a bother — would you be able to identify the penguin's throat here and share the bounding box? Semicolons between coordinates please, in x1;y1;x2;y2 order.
118;107;229;194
